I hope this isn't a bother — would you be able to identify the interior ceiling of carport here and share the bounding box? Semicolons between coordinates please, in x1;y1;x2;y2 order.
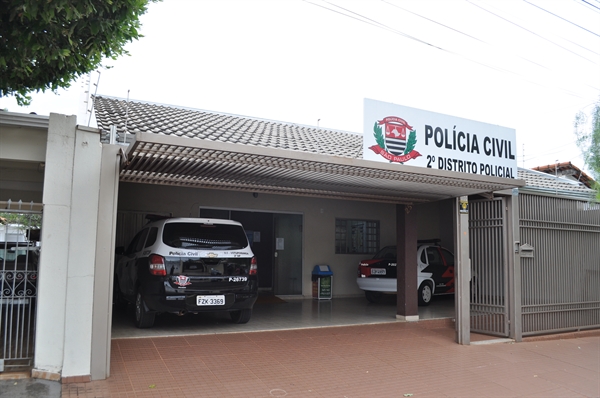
94;96;524;204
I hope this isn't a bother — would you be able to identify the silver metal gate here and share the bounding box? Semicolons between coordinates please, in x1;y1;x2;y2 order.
519;194;600;336
469;198;509;337
0;202;41;372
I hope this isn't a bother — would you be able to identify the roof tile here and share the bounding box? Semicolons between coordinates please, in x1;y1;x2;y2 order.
94;96;362;158
93;96;592;197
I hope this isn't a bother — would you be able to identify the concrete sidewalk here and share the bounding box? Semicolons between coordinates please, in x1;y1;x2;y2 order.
54;320;599;398
0;377;61;398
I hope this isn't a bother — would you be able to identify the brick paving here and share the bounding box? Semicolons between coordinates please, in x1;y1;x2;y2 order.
61;321;599;398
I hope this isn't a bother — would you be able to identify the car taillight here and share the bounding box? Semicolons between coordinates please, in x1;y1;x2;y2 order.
249;257;257;275
149;254;166;276
358;263;369;277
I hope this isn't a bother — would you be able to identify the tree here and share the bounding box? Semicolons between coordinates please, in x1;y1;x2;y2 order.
0;0;155;105
0;213;42;229
574;100;600;200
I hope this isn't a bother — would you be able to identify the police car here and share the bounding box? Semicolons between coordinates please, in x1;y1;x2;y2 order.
114;217;258;328
356;240;454;306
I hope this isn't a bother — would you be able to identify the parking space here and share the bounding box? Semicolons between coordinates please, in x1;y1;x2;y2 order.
111;295;456;339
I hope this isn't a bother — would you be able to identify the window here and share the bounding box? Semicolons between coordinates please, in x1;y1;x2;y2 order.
162;222;248;250
335;219;379;254
125;228;148;255
144;227;158;248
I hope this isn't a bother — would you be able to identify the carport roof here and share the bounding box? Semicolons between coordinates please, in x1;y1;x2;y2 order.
93;96;524;204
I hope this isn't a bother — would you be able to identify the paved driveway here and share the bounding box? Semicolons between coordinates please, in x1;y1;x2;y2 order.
61;320;599;397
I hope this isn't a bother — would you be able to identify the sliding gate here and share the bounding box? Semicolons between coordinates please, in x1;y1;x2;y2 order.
520;194;600;335
469;198;509;337
0;203;41;372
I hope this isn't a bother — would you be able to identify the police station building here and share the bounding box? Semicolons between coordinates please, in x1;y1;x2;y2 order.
1;97;598;382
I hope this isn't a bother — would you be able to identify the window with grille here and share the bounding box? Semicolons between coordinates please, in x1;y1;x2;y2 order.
335;219;379;254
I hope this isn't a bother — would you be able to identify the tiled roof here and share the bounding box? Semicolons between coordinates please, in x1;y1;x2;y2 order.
93;96;594;199
517;168;594;195
93;96;363;158
531;161;595;189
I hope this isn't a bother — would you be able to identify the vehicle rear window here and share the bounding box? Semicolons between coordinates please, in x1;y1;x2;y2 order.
163;222;248;250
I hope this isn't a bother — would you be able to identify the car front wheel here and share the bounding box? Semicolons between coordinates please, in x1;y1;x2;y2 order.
134;290;156;328
418;283;432;306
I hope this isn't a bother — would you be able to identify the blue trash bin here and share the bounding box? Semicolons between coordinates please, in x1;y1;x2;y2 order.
312;265;333;300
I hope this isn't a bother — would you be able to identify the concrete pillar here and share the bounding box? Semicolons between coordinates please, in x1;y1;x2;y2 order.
454;196;470;345
33;114;102;381
396;204;418;321
90;145;121;380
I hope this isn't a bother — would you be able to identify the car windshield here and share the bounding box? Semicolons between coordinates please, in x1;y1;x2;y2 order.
163;222;248;250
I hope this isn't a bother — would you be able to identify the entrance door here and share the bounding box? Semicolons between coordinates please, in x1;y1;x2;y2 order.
273;214;303;295
469;198;509;337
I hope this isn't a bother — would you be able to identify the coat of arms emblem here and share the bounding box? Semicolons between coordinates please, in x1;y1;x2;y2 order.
369;116;421;163
174;275;191;287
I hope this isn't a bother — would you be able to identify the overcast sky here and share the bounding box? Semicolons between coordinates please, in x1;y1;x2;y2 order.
2;0;599;174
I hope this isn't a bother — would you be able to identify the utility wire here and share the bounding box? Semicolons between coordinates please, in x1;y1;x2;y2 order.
316;0;444;50
581;0;600;11
524;0;600;38
309;1;542;77
467;0;598;64
574;0;600;14
382;0;549;70
304;0;591;100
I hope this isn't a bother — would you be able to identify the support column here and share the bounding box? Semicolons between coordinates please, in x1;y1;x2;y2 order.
454;196;470;345
34;115;102;380
91;145;122;380
396;204;418;321
507;189;522;342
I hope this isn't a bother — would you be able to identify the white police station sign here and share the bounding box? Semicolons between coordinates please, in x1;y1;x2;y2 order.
363;99;517;179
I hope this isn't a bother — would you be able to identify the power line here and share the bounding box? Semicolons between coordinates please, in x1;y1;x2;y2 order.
382;0;549;70
580;0;600;11
315;0;444;50
466;0;598;64
524;0;600;38
306;1;536;74
304;0;593;100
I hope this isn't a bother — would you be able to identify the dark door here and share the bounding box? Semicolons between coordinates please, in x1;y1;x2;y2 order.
230;211;274;290
273;214;303;295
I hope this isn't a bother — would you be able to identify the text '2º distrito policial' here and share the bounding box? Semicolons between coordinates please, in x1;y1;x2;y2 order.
424;125;516;178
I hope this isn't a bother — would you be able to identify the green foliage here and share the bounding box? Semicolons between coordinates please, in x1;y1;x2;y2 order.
0;212;42;228
0;0;156;105
404;130;417;154
574;100;600;200
373;122;385;148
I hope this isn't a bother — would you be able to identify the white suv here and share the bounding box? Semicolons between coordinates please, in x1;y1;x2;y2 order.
114;217;257;328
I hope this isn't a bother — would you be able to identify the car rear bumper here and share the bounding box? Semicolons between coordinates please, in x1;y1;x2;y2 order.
356;277;397;292
144;291;257;313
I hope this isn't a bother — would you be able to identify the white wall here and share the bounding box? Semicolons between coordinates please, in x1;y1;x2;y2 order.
34;114;102;379
0;120;48;203
0;125;47;162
